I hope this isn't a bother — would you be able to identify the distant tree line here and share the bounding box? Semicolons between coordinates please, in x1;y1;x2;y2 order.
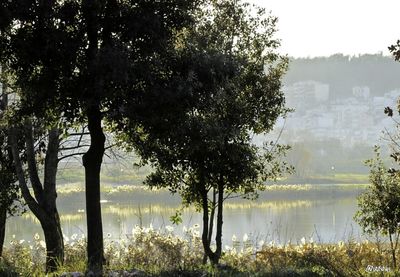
285;54;400;98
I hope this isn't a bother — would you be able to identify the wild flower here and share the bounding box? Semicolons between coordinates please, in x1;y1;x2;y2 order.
63;235;70;243
39;241;46;248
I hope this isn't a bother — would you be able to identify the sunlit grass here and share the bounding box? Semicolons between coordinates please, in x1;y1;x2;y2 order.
332;173;369;183
286;173;369;184
224;200;313;211
56;183;162;194
264;184;313;191
55;182;367;196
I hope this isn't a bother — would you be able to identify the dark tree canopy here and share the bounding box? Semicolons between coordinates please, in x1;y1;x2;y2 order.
0;0;203;274
0;0;200;120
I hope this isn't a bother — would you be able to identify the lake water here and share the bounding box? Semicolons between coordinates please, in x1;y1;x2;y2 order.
6;184;367;246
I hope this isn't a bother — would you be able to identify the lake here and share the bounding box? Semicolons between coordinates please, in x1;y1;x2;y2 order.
6;184;367;246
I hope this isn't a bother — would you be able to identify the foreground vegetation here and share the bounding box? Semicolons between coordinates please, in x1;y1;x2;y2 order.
0;225;397;276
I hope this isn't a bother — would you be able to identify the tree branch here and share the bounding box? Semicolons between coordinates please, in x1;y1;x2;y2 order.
60;144;91;151
43;127;60;211
58;152;87;162
23;120;45;205
9;127;42;216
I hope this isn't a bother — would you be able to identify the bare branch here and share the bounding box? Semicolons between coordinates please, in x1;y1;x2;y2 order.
58;151;87;162
67;132;90;136
60;144;91;151
266;117;287;155
384;127;400;150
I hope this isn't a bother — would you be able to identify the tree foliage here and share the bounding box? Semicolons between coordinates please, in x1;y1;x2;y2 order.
355;147;400;269
0;112;20;217
0;83;24;257
118;0;292;264
355;148;400;236
0;0;203;274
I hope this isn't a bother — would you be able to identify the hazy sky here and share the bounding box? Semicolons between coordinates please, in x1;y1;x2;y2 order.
248;0;400;57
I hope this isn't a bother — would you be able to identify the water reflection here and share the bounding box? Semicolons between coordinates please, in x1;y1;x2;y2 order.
6;184;365;245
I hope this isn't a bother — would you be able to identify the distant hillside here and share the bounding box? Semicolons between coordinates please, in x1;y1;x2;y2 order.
284;54;400;98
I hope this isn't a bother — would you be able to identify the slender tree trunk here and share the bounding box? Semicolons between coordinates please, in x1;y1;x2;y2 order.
0;89;7;257
201;181;225;266
0;207;6;257
389;233;397;269
203;188;217;264
83;106;105;275
201;187;213;264
214;180;224;264
208;188;217;244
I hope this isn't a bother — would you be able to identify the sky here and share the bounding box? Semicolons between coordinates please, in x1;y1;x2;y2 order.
248;0;400;58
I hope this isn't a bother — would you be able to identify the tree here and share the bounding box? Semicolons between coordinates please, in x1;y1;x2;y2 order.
354;147;400;269
389;40;400;62
0;83;22;257
119;0;291;265
356;40;400;270
8;117;64;272
0;1;201;274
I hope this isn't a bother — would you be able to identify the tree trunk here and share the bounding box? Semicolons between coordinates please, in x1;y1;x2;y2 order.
203;188;216;264
389;233;397;269
201;187;211;264
214;180;224;264
83;106;105;275
0;207;6;257
208;188;217;244
41;212;64;272
200;180;225;266
0;88;7;257
201;185;221;265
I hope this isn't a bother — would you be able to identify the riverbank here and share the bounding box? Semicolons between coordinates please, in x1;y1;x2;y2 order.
56;163;369;188
283;173;369;185
54;182;368;195
0;226;396;276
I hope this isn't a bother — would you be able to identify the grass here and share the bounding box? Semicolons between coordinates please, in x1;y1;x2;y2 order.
285;173;369;184
1;226;400;276
55;182;367;196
